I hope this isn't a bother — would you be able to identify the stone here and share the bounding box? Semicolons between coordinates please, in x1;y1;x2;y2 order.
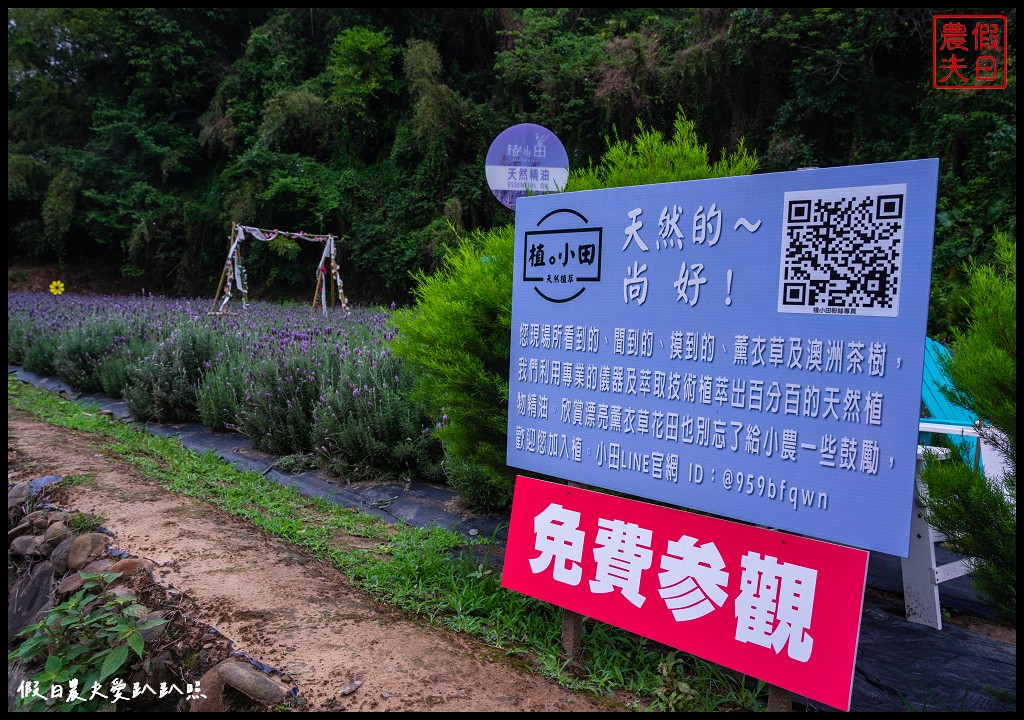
56;572;86;596
7;482;30;510
189;666;229;712
337;680;363;696
141;610;168;644
110;586;137;600
188;663;274;713
110;557;157;576
43;521;71;547
67;533;111;571
8;521;32;546
9;534;47;559
81;558;115;574
8;561;55;640
21;509;50;531
49;535;74;575
217;660;290;704
47;510;69;525
8;661;30;712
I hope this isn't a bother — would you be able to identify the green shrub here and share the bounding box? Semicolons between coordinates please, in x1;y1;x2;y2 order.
568;108;758;191
123;324;225;423
391;225;517;510
97;337;155;398
14;316;64;377
391;109;757;512
7;314;30;366
217;318;385;456
51;325;108;391
196;348;246;432
919;231;1016;623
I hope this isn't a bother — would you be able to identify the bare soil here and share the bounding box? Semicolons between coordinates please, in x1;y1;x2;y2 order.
8;410;634;712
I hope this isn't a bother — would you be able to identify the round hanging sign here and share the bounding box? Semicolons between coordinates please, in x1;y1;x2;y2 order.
485;123;569;211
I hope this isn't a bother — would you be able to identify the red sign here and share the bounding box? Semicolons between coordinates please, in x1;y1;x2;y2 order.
933;14;1008;90
501;476;869;711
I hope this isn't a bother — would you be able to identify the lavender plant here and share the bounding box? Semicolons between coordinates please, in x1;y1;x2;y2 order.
312;351;444;482
9;292;446;487
123;323;235;423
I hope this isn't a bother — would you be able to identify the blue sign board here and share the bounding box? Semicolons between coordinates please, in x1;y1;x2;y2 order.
506;160;939;556
486;123;569;210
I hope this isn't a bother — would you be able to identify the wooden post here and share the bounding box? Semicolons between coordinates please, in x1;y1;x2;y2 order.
767;684;793;712
561;480;586;678
311;268;323;314
210;222;234;314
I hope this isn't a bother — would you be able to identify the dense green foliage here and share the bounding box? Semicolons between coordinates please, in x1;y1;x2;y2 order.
569;110;758;190
52;316;150;394
123;325;227;423
8;8;1016;337
311;352;445;483
918;232;1016;622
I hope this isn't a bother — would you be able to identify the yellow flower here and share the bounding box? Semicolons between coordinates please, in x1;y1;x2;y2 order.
49;280;65;295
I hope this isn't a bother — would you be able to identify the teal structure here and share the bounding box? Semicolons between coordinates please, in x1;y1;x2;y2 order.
920;337;981;468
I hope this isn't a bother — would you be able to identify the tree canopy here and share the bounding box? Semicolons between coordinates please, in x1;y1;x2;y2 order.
8;8;1016;338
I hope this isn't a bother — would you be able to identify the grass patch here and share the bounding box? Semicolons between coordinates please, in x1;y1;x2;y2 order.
67;511;106;533
61;473;96;487
8;374;766;711
274;452;318;474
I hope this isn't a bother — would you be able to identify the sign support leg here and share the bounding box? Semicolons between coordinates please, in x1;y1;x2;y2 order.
767;684;792;711
561;480;587;677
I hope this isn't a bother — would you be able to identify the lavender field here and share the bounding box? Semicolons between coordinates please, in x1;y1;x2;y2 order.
7;291;445;485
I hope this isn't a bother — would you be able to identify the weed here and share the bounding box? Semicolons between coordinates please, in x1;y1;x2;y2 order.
67;511;105;533
275;453;317;474
8;571;168;712
61;473;96;487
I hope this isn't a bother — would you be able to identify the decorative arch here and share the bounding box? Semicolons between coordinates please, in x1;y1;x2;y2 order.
210;223;349;315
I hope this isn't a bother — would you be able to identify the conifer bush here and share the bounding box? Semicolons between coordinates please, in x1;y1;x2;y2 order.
919;231;1016;622
391;109;757;512
391;227;516;509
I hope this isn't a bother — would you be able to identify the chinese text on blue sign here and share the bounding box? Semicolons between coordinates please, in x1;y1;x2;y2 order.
506;160;939;556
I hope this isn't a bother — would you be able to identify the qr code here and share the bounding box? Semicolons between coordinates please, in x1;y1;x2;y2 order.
777;184;906;317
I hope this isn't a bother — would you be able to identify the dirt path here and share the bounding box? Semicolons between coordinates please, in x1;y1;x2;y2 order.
8;410;630;712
